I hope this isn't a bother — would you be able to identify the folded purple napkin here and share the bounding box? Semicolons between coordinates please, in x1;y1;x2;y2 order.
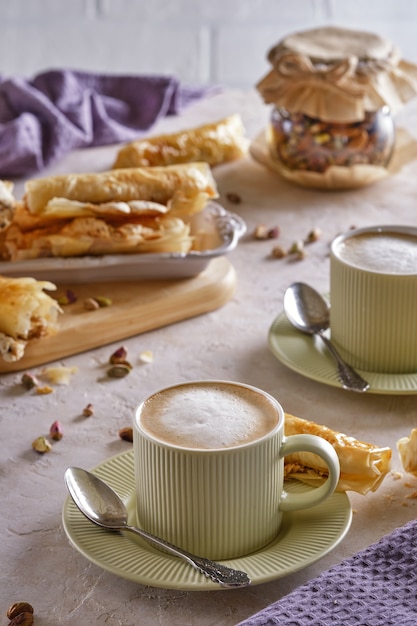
0;69;214;178
238;518;417;626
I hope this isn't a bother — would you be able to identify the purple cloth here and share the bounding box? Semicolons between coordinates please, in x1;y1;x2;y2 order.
0;69;213;178
237;518;417;626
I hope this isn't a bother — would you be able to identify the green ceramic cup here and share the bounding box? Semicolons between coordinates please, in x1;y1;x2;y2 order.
330;225;417;373
133;380;340;561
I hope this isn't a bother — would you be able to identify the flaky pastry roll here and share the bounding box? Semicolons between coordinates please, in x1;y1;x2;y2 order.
284;413;391;494
0;275;61;362
397;429;417;476
0;163;218;261
0;180;16;232
24;163;218;220
4;216;193;260
112;115;249;169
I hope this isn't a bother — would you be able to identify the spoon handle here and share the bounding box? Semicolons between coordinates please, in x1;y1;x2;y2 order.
124;524;251;588
318;332;370;392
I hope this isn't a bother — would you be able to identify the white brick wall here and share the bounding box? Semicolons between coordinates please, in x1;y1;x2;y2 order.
1;0;417;88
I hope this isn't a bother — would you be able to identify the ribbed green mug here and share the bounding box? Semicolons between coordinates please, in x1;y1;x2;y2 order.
133;380;340;561
330;225;417;374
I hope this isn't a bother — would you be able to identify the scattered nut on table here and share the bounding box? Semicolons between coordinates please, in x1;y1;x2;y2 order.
253;224;267;239
271;245;287;259
7;602;34;621
107;363;132;378
288;240;306;260
32;436;52;454
267;226;280;239
21;373;39;390
109;346;128;364
82;403;94;417
253;224;280;240
49;420;63;441
225;192;242;204
119;426;134;442
305;227;322;243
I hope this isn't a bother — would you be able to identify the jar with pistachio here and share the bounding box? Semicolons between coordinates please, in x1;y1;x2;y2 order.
256;26;417;189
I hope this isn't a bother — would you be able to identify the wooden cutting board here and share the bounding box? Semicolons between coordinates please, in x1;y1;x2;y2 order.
0;257;236;373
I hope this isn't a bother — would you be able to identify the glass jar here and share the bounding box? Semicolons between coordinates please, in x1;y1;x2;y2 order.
268;105;395;174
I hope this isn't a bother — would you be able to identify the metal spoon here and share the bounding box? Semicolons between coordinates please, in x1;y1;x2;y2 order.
283;282;369;392
64;467;251;588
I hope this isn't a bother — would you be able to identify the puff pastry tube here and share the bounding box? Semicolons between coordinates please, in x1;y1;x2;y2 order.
0;163;218;260
284;414;391;494
112;115;249;169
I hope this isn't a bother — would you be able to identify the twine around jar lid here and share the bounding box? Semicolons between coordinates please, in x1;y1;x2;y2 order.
257;26;417;122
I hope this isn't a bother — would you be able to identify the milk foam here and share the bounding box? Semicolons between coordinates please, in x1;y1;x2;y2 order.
337;232;417;274
139;382;279;449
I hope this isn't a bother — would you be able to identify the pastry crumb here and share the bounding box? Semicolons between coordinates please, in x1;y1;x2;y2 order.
139;350;153;363
35;385;54;395
42;365;78;385
391;471;403;480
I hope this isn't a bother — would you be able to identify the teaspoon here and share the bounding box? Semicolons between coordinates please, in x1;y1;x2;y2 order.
64;467;251;588
283;282;369;392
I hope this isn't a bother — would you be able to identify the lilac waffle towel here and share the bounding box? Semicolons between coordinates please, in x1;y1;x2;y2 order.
237;518;417;626
0;69;213;178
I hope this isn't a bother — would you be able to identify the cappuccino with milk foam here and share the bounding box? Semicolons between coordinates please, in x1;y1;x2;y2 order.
336;231;417;274
139;381;279;449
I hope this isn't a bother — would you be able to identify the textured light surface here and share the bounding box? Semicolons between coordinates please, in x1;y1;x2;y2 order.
4;88;417;624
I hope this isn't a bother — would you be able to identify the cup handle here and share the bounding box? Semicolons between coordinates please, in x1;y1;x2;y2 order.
279;434;340;512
